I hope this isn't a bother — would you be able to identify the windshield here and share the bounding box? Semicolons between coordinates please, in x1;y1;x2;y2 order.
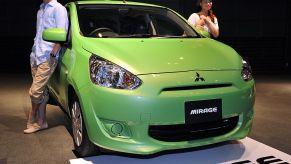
77;4;199;38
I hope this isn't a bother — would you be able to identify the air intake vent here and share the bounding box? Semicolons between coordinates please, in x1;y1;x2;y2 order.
162;84;232;92
149;116;239;142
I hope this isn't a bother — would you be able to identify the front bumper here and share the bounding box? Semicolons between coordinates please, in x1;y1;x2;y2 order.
78;70;255;154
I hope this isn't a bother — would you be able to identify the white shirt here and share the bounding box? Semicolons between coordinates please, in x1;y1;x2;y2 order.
188;13;219;33
31;0;68;66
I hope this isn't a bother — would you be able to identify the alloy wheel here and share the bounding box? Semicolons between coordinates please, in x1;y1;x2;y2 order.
72;101;83;147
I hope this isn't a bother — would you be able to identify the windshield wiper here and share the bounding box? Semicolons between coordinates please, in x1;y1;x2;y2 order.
112;34;154;38
153;35;200;38
111;34;200;38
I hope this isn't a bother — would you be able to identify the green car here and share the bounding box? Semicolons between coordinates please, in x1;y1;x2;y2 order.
43;0;255;157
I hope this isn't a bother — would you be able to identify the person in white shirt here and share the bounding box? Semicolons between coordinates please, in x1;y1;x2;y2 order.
24;0;68;134
188;0;219;38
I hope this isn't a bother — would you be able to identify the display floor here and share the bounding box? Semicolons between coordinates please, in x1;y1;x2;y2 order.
0;73;290;164
70;137;291;164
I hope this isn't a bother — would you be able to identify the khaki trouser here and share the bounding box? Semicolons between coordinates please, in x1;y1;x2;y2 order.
29;56;57;104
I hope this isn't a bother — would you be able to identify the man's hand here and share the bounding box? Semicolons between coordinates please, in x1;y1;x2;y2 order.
50;53;56;57
51;43;61;57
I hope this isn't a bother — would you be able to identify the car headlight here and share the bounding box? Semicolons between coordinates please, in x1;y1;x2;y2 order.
89;55;142;90
241;59;253;81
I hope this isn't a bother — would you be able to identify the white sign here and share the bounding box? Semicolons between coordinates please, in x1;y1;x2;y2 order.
70;137;291;164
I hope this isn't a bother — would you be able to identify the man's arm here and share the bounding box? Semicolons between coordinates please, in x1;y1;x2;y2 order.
51;6;68;56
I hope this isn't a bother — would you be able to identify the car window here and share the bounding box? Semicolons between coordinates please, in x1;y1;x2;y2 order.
65;6;72;47
77;4;199;38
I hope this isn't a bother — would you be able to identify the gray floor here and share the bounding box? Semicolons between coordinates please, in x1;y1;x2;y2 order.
248;75;291;154
0;73;290;164
0;74;75;164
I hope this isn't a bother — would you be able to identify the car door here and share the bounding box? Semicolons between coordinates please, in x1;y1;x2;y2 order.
48;7;72;113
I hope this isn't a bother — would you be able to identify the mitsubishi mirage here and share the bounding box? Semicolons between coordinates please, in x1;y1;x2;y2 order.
43;0;255;157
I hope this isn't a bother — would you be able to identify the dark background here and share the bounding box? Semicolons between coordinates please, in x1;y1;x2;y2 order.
0;0;290;74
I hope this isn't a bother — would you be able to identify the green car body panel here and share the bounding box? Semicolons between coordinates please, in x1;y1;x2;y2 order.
47;0;255;155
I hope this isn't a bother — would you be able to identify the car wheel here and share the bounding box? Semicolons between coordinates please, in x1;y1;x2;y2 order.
71;95;100;157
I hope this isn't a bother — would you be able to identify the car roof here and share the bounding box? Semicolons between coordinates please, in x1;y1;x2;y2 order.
75;0;164;8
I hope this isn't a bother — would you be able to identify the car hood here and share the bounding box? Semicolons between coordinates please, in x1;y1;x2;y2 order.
81;38;242;75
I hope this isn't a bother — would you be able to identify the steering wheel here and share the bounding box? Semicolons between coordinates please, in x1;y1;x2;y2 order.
89;27;116;37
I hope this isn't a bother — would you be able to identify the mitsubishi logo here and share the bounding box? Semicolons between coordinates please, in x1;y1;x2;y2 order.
195;72;205;82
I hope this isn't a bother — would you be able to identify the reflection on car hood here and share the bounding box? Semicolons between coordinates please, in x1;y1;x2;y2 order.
82;38;242;75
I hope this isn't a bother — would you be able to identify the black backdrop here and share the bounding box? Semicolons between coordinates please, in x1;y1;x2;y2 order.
0;0;290;74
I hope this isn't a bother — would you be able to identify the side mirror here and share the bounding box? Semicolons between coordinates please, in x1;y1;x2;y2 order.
42;28;67;42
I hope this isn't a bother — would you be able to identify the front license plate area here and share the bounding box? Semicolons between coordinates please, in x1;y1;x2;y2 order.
185;99;222;124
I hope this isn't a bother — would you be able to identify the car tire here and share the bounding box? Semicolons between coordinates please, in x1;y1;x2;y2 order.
71;95;100;157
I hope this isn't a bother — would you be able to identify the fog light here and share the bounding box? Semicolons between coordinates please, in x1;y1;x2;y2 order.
100;119;131;138
111;123;123;136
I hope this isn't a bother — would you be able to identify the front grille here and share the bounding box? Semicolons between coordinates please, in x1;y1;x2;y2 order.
162;84;232;92
149;116;239;142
